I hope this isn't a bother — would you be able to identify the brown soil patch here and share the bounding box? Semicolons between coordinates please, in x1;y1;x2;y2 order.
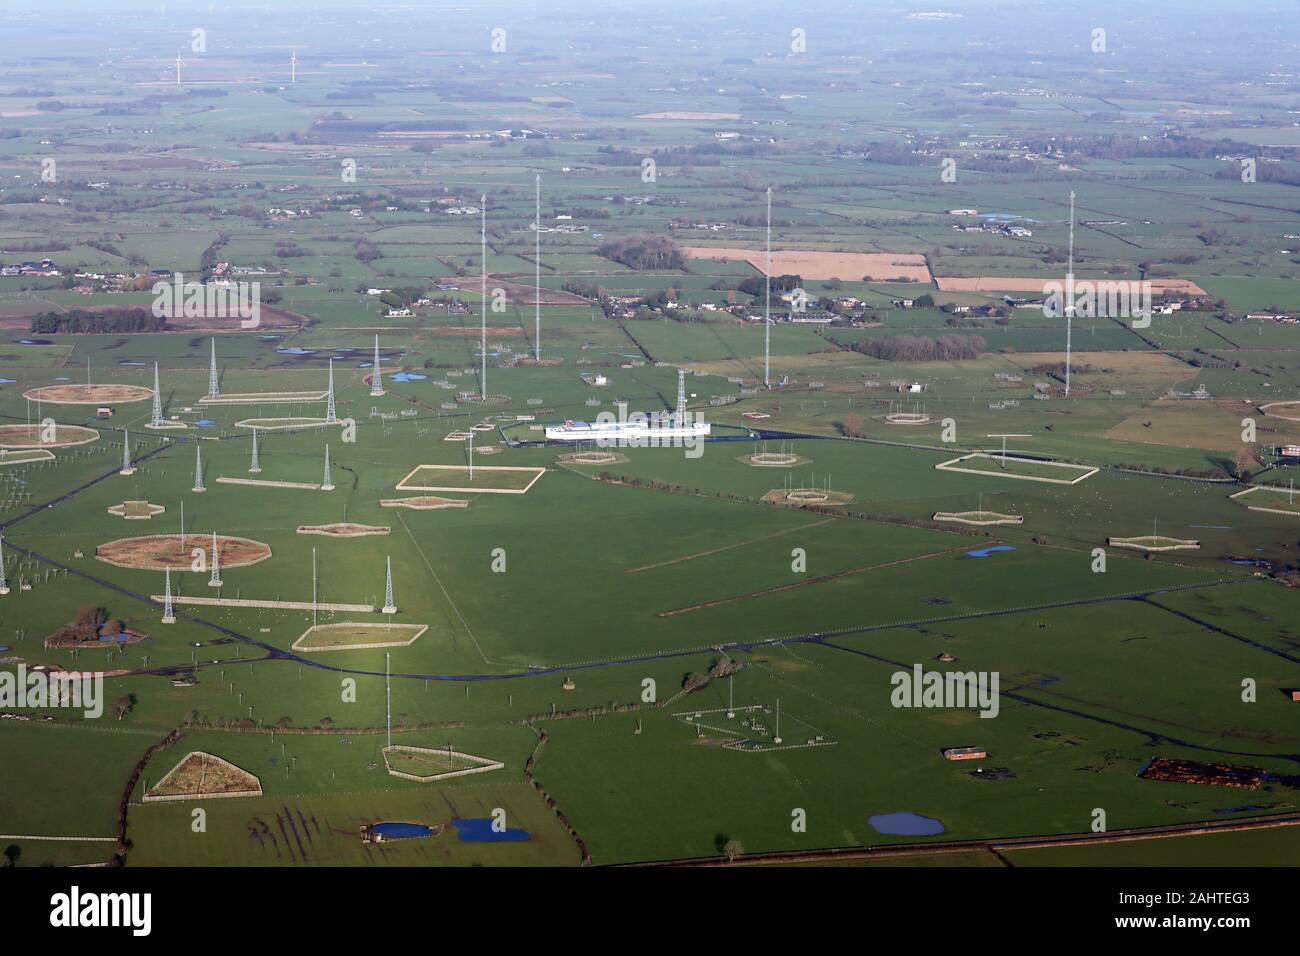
144;752;262;800
95;533;272;570
0;423;98;448
683;247;931;282
22;383;153;405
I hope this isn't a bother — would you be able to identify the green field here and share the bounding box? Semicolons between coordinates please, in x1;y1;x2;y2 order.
0;0;1297;874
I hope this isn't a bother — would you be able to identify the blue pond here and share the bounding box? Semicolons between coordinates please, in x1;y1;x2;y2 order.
390;372;426;383
276;347;313;355
964;545;1016;558
868;812;945;836
119;361;146;367
371;822;433;840
452;818;530;842
0;378;13;384
194;419;217;428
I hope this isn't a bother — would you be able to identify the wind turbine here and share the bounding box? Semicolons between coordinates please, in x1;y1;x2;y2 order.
174;49;184;86
290;47;297;84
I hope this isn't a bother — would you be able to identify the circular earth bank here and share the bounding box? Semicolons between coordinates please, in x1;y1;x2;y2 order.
0;423;99;448
23;383;154;405
95;533;272;570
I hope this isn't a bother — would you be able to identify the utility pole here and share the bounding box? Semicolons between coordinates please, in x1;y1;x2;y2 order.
481;195;488;400
535;174;541;363
1065;190;1075;398
765;185;772;389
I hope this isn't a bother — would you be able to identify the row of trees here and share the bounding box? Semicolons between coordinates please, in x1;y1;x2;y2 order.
31;308;164;334
596;235;685;270
850;334;985;362
736;273;801;298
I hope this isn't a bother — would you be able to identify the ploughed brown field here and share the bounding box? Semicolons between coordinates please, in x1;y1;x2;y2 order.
682;247;932;282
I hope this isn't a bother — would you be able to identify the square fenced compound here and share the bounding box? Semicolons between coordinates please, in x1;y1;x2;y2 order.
394;464;546;495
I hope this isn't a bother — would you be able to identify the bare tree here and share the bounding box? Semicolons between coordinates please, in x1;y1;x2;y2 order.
112;694;136;721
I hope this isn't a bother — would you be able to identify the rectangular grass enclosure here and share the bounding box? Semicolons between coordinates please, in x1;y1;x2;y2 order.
1228;485;1300;516
394;463;547;494
934;453;1099;485
292;622;429;652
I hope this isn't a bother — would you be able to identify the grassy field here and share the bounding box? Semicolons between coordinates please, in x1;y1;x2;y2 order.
0;0;1297;871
